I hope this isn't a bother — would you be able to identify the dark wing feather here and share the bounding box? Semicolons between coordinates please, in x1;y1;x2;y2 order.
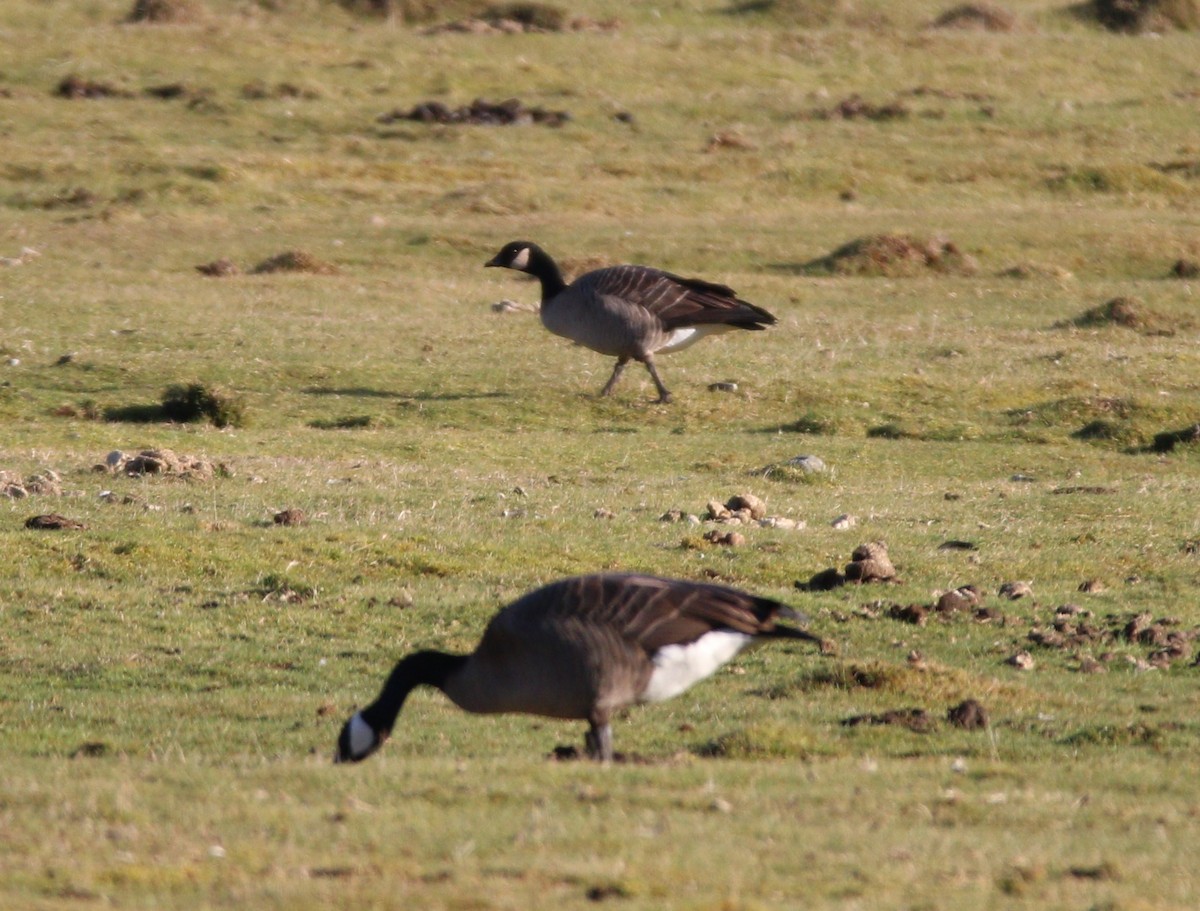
536;573;798;653
583;266;777;331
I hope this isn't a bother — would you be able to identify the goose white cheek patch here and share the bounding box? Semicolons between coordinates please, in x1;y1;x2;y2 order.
641;630;753;703
347;713;376;758
510;247;531;270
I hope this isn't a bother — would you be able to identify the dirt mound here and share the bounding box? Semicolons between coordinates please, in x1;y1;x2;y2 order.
930;3;1019;30
251;250;339;275
1091;0;1200;33
102;448;218;480
378;98;570;127
196;258;240;277
25;513;87;530
1067;297;1178;334
2;469;63;498
56;75;132;100
802;234;979;277
808;94;909;121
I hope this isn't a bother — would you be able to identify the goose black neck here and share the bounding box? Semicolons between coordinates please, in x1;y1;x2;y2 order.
360;649;468;734
527;247;567;301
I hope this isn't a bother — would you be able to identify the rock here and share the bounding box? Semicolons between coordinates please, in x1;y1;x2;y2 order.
725;493;766;520
998;580;1033;600
491;299;534;313
831;513;857;530
1006;651;1035;670
705;499;731;521
704;530;745;547
846;541;896;582
787;455;826;473
936;585;981;613
758;516;804;530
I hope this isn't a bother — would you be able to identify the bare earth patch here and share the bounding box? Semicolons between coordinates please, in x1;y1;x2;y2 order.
377;98;570;127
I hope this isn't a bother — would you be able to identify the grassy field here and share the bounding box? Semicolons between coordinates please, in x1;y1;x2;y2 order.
2;0;1200;908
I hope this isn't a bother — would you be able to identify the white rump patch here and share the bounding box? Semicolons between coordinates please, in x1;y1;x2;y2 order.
640;630;753;703
346;712;376;759
510;246;531;270
657;324;732;354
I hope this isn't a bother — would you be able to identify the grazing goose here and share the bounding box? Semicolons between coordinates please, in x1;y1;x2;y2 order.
336;572;818;763
485;241;777;403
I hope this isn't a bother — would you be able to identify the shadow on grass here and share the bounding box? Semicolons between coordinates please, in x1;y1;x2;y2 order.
103;403;170;423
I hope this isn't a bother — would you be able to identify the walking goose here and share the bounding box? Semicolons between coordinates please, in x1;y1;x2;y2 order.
485;241;777;403
336;572;818;763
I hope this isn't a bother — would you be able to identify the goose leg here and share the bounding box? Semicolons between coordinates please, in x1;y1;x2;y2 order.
641;356;673;404
599;357;629;397
585;718;614;763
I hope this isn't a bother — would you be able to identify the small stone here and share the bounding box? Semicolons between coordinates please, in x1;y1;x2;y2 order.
1077;656;1106;674
936;585;981;613
1078;579;1106;593
758;516;803;530
725;493;766;520
704;530;745;547
787;454;826;473
707;381;738;393
998;580;1033;600
593;508;615;519
491;299;533;313
705;499;731;520
106;450;125;468
1006;650;1035;670
832;513;857;529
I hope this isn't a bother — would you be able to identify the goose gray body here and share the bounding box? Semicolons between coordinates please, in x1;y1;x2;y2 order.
336;572;818;762
485;241;777;403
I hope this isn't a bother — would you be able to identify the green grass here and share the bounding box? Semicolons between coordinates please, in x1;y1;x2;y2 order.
3;1;1200;908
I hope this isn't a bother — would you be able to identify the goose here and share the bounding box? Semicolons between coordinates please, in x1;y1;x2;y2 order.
336;572;819;763
485;241;777;403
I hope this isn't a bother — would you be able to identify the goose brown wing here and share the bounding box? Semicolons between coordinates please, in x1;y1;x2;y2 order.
582;266;776;331
548;573;793;653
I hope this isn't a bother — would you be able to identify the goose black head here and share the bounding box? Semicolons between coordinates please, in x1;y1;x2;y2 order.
335;712;386;764
485;241;541;273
